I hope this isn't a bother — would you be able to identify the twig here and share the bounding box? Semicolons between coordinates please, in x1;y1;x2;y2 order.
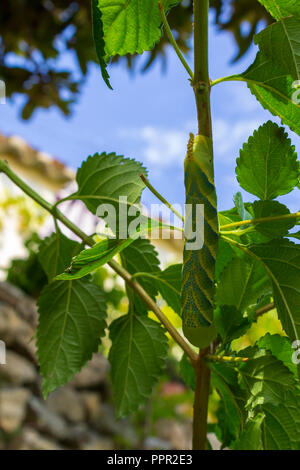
140;174;184;223
0;160;197;363
158;2;194;80
220;212;300;231
256;302;275;318
206;354;249;363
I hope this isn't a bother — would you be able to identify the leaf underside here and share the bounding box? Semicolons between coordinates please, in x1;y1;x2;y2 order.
109;313;168;417
37;279;107;398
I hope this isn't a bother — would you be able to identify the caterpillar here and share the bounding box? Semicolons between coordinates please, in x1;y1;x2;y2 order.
181;133;219;348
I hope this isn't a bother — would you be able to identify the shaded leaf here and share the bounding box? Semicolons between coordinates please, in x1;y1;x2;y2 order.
258;0;300;20
109;313;168;417
248;240;300;343
215;305;251;344
258;333;297;376
37;279;107;397
290;231;300;240
179;353;195;390
239;351;296;408
38;232;81;281
216;255;271;314
262;390;300;449
91;0;111;89
252;200;297;239
215;238;234;281
120;238;160;313
231;414;264;450
154;264;182;315
256;16;300;81
211;363;246;445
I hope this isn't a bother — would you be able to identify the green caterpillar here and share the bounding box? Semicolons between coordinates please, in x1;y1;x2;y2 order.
181;133;218;348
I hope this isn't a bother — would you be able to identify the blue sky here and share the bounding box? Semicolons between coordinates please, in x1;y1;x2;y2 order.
0;15;299;214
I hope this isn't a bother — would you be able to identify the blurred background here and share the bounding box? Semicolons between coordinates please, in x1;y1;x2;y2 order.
0;0;292;450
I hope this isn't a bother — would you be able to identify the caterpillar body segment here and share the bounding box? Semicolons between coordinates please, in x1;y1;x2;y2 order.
181;134;219;348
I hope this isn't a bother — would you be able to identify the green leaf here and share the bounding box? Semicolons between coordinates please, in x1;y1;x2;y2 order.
56;238;133;280
216;255;271;314
120;238;160;313
91;0;111;89
215;306;251;344
231;414;264;450
75;152;147;219
241;52;300;136
232;387;300;449
248;239;300;343
134;264;182;315
258;333;298;376
38;232;81;281
261;390;300;449
256;16;300;81
252;200;297;239
236;121;299;200
239;351;296;408
98;0;179;58
214;372;243;447
153;264;182;315
211;363;246;445
179;353;195;390
109;313;168;417
219;207;242;229
37;279;107;398
290;231;300;240
215;238;235;281
233;192;252;221
56;216;177;281
258;0;300;20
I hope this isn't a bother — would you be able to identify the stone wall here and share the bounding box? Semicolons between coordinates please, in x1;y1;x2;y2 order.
0;281;196;450
0;282;139;450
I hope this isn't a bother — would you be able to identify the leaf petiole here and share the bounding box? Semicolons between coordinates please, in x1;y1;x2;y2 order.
158;1;194;80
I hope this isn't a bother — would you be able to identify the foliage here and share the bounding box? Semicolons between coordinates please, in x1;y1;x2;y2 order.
6;233;47;297
0;0;272;117
1;0;300;451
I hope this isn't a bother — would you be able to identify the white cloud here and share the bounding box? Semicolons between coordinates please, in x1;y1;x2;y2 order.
119;125;190;167
119;118;263;169
228;85;261;113
213;118;261;162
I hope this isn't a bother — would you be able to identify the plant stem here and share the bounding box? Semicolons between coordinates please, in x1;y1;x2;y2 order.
192;0;212;450
140;174;185;223
193;0;211;136
0;160;197;363
193;348;211;450
206;354;249;363
108;258;198;362
219;227;255;236
210;75;241;87
221;212;300;231
158;2;194;80
256;302;275;318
